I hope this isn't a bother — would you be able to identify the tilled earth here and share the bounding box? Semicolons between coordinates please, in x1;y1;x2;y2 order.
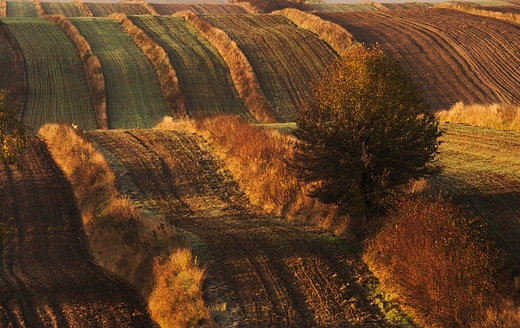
0;137;156;327
90;129;397;327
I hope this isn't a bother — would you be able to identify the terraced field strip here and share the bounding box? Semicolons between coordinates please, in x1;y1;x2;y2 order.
0;20;26;116
85;2;149;17
317;8;520;110
152;3;249;15
1;17;96;131
433;124;520;260
5;1;38;17
129;15;253;120
89;129;393;328
40;1;84;17
201;14;338;122
69;17;169;129
309;3;377;12
0;137;156;327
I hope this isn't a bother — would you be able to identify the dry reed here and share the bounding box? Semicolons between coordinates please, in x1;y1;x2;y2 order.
33;0;44;16
176;11;276;123
45;15;108;129
39;123;213;327
111;13;186;118
437;102;520;131
72;0;94;17
0;0;6;17
272;8;362;55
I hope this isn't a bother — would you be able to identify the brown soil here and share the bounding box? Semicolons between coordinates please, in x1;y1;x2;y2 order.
89;129;397;327
0;137;157;327
317;8;520;111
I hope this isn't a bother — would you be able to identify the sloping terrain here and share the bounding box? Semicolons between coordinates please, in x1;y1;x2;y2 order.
4;1;38;17
128;15;252;120
317;8;520;111
69;17;169;129
152;3;249;15
89;129;394;327
1;17;97;131
40;2;84;16
201;14;337;122
0;137;156;327
85;2;149;17
433;124;520;261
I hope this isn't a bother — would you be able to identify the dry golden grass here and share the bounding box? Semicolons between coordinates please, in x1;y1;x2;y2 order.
0;0;6;17
46;15;108;129
272;8;362;55
33;0;44;16
121;0;159;15
149;250;213;328
437;2;520;25
72;0;93;17
176;11;276;123
111;13;186;119
365;196;520;327
39;123;213;327
437;102;520;131
156;115;347;235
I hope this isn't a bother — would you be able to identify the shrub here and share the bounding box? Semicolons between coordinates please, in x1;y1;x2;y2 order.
365;197;518;327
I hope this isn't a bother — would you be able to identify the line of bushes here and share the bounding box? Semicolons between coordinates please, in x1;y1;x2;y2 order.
72;0;94;17
437;102;520;131
46;15;108;129
176;11;276;123
39;123;214;328
437;2;520;25
0;0;6;17
111;13;186;119
272;8;362;55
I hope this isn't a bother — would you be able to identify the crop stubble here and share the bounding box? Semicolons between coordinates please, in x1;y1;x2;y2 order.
0;137;156;327
434;124;520;260
201;14;337;122
89;129;393;327
129;15;253;121
69;17;169;129
317;8;520;111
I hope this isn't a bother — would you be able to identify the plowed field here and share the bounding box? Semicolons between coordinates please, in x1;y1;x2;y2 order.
201;14;337;122
89;129;395;327
0;137;156;327
317;8;520;111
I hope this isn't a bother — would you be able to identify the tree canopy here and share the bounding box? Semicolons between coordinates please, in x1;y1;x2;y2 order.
293;46;442;224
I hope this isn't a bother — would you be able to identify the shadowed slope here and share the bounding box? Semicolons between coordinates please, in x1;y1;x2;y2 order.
0;137;156;327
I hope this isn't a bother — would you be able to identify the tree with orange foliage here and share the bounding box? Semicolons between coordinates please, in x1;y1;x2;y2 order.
293;46;442;228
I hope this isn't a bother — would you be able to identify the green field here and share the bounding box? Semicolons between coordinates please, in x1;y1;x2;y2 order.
85;3;149;17
40;2;84;17
201;14;338;122
129;15;253;120
69;17;169;129
1;17;96;130
5;1;38;17
433;124;520;260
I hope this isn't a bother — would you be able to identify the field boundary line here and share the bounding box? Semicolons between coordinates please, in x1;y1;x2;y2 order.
46;15;108;129
111;13;186;118
176;11;276;123
272;8;363;55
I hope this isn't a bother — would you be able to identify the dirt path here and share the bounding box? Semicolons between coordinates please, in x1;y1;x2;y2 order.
0;137;156;327
90;129;395;327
